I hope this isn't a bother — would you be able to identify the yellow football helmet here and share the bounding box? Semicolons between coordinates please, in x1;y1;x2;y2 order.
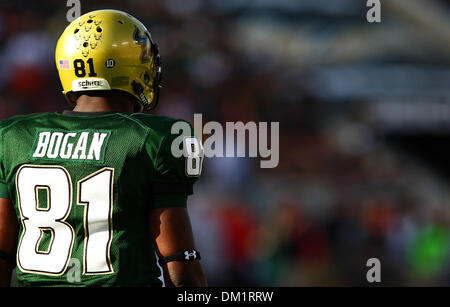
55;9;162;111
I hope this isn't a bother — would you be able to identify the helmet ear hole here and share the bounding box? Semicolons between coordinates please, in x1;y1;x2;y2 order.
117;19;124;24
144;72;150;85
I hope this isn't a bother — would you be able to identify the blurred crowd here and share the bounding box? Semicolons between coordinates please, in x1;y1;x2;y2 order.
1;0;450;286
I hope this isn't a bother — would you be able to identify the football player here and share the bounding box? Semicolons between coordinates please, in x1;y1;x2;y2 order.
0;9;206;287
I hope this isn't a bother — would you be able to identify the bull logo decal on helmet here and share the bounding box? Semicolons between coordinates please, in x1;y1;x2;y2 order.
133;26;151;63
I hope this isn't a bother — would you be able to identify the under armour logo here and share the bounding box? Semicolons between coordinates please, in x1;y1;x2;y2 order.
184;250;197;260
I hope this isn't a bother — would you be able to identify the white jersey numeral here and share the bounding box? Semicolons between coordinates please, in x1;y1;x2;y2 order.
185;137;203;176
78;168;114;274
17;166;74;275
16;165;114;276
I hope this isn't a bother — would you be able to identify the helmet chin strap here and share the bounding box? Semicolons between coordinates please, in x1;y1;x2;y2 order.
134;101;144;113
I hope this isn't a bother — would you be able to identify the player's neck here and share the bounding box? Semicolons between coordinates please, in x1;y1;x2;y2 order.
74;93;134;112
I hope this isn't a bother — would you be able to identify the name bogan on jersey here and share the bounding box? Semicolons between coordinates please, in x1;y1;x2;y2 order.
30;130;110;163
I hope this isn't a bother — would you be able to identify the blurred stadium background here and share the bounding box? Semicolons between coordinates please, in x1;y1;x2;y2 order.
1;0;450;286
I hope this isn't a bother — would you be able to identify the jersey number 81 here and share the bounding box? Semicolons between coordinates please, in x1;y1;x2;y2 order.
15;165;114;276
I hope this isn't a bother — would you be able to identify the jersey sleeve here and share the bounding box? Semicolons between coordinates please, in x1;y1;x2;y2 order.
145;120;203;208
0;124;11;200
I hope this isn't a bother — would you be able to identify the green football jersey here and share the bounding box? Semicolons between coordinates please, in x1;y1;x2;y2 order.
0;111;202;287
